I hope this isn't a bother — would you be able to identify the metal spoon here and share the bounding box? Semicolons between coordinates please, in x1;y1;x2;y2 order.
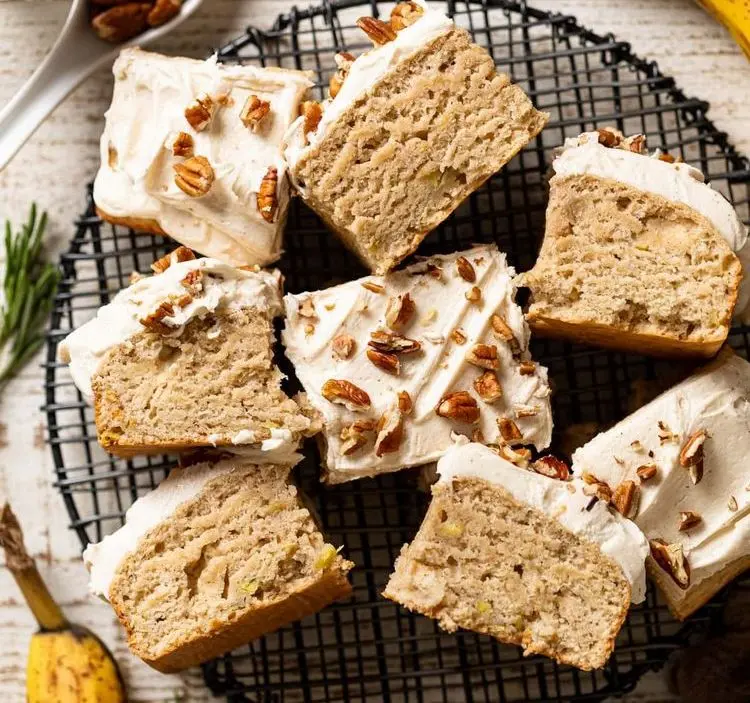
0;0;204;172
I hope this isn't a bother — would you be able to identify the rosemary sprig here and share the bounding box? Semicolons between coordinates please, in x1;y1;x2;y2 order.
0;205;60;388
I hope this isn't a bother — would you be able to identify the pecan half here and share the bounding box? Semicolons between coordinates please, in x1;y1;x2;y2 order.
498;417;523;443
174;156;215;197
466;344;499;370
473;371;502;403
369;330;421;354
257;167;279;223
398;390;413;414
455;256;476;283
636;463;658;482
650;539;690;589
322;380;371;411
302;101;323;137
530;456;570;481
357;16;397;45
151;245;196;273
332;334;355;360
390;1;424;30
436;391;480;424
367;349;400;375
678;511;702;531
91;3;150;42
172;131;194;157
375;410;404;456
679;429;706;485
147;0;181;27
611;480;639;519
385;293;415;330
185;93;215;132
240;95;271;131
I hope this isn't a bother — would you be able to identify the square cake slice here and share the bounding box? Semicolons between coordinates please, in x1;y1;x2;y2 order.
282;245;553;483
94;48;312;266
384;442;649;671
282;2;548;273
59;249;316;458
83;456;353;672
521;129;744;357
572;348;750;620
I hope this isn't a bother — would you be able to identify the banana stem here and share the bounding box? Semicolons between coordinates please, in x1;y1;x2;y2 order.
0;503;68;631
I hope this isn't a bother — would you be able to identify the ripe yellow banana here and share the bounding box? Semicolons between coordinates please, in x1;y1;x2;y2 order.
0;504;126;703
695;0;750;59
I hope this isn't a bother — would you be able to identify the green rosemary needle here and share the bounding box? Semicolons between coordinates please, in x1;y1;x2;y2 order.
0;205;60;388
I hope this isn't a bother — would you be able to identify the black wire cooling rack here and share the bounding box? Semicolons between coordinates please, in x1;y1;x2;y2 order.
43;1;750;701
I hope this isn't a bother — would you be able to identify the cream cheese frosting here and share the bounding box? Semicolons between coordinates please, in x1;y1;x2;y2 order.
83;455;300;600
95;48;312;266
437;441;649;603
572;349;750;611
283;0;453;193
554;132;750;318
58;257;283;401
282;245;553;483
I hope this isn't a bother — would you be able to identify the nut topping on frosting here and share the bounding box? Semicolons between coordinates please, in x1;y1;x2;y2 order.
473;371;502;403
369;330;421;354
518;361;536;376
451;329;467;345
390;2;425;30
679;429;707;485
657;420;679;444
172;131;194;157
184;93;215;132
151;245;196;273
357;17;397;45
240;95;271;131
367;349;400;375
329;52;355;99
456;256;476;283
361;281;385;294
147;0;181;27
650;539;690;589
385;293;415;330
678;511;702;531
466;344;499;370
397;390;413;414
341;419;376;455
301;101;323;138
498;417;523;443
174;156;215;197
465;286;481;303
611;480;639;519
436;391;480;424
257;167;279;223
596;127;621;148
491;314;521;355
332;334;356;360
530;456;570;481
636;463;658;482
375;409;404;456
322;379;371;411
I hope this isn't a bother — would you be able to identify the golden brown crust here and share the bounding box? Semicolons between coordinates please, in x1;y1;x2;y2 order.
526;314;726;359
118;568;352;673
96;207;169;237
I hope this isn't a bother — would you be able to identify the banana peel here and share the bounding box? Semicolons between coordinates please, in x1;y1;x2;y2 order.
0;503;127;703
695;0;750;60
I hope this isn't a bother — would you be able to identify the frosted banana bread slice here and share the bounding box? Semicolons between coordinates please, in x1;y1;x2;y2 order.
573;348;750;620
521;129;744;358
83;456;353;673
283;1;548;273
95;48;312;266
282;245;553;483
59;248;315;459
384;442;649;671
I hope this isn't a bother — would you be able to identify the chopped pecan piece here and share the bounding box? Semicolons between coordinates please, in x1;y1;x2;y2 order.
451;329;467;345
257;167;279;223
679;429;706;485
678;511;702;531
518;361;536;375
302;101;323;137
436;391;480;424
390;1;424;30
398;390;413;414
140;300;175;334
581;471;612;502
151;245;196;273
530;456;570;481
91;3;150;42
455;256;476;283
172;131;194;157
174;156;215;197
147;0;181;27
329;52;355;99
498;417;523;443
657;420;679;444
597;127;621;148
658;152;676;163
357;16;397;45
385;293;415;329
514;404;539;418
491;314;521;354
611;480;639;519
465;286;481;303
322;380;371;411
185;93;215;132
466;344;499;370
298;297;317;319
491;443;531;468
623;133;646;154
240;95;271;131
369;330;421;354
361;281;385;294
473;371;502;403
375;410;404;457
650;539;690;589
180;269;203;295
636;463;658;482
340;419;376;455
367;349;400;375
332;334;355;360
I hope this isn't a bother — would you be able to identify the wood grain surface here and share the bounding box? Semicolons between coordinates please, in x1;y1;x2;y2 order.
0;0;747;700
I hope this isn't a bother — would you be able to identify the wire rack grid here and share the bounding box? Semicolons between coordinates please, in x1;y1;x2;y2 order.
43;1;750;701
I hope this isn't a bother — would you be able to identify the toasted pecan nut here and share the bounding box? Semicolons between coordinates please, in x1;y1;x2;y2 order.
172;132;194;157
636;463;658;481
678;511;702;531
473;371;502;403
332;334;356;360
92;3;151;42
174;156;215;197
147;0;181;27
257;166;279;223
650;539;690;589
375;410;404;457
184;93;215;132
367;349;400;375
357;16;397;45
398;390;413;414
611;480;639;519
455;256;476;283
390;2;424;30
498;417;523;443
530;456;570;481
322;379;371;411
597;127;622;148
369;330;421;354
151;245;196;273
302;101;323;137
385;293;415;330
436;391;479;424
240;95;271;131
466;344;499;370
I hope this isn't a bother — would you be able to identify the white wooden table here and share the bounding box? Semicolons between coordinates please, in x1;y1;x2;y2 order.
0;1;747;700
